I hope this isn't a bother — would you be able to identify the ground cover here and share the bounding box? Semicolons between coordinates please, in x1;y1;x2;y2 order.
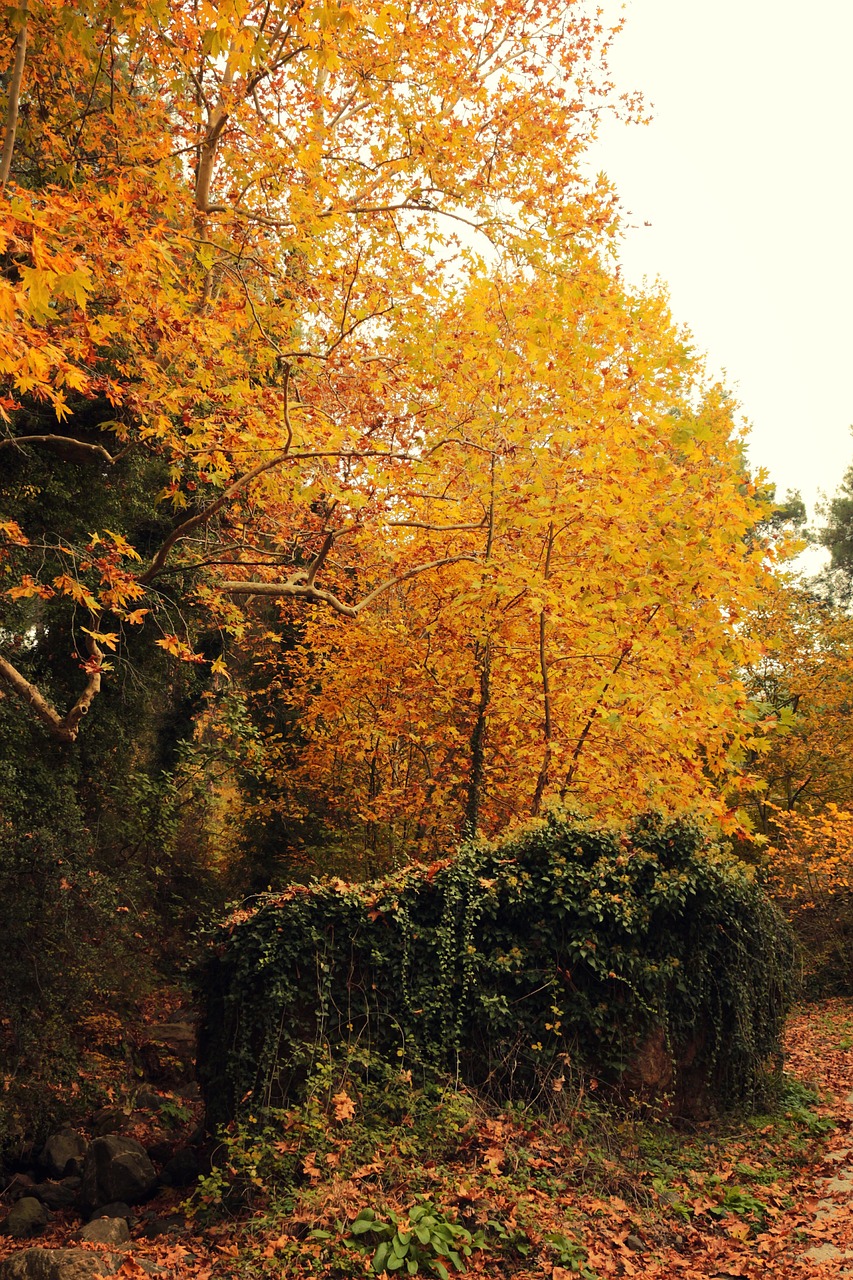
5;1001;853;1279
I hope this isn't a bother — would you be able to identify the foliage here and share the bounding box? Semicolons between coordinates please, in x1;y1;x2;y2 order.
238;276;775;863
767;804;853;995
333;1202;483;1278
198;814;795;1126
743;577;853;831
0;1;773;859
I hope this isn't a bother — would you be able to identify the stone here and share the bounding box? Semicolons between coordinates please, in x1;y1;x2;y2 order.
89;1203;132;1223
80;1136;157;1210
144;1140;173;1165
6;1175;37;1202
0;1248;121;1280
88;1108;126;1138
2;1197;49;1239
79;1217;130;1246
139;1020;196;1085
33;1180;80;1211
139;1214;184;1239
134;1089;164;1112
159;1147;199;1188
40;1130;88;1180
625;1234;644;1251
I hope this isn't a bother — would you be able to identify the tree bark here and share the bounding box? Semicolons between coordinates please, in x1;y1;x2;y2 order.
0;636;103;742
0;1;28;194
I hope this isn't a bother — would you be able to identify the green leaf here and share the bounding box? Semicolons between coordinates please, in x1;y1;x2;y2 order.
435;1264;449;1280
352;1218;378;1236
373;1241;390;1272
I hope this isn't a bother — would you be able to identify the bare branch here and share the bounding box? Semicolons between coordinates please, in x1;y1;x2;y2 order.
220;553;481;616
0;0;28;194
0;634;103;743
140;444;294;584
0;435;129;464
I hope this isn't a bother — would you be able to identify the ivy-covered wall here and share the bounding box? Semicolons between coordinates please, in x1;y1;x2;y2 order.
198;814;794;1123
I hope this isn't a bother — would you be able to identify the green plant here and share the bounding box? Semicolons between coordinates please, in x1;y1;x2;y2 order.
543;1229;597;1278
199;814;795;1126
327;1202;483;1278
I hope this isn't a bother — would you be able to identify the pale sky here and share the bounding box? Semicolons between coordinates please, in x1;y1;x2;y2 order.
589;0;853;523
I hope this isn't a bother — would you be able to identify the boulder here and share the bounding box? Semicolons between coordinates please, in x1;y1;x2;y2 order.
40;1130;88;1180
139;1019;196;1085
0;1249;121;1280
6;1175;37;1203
80;1136;157;1210
32;1180;80;1211
2;1198;49;1239
88;1109;126;1138
79;1218;130;1246
133;1089;163;1112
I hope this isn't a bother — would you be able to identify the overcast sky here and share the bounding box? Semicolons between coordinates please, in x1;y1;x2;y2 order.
588;0;853;523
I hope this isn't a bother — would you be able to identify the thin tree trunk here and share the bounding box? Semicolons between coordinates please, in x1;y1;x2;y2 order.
0;1;29;194
531;522;555;816
462;456;496;840
463;645;491;840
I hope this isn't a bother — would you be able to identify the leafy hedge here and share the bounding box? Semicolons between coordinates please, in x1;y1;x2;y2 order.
198;814;794;1123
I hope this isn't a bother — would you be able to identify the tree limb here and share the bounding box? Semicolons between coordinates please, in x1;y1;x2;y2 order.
0;634;103;743
219;553;481;617
0;0;28;194
0;435;129;464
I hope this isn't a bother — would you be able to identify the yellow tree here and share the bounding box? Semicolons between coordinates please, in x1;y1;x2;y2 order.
243;263;774;864
0;0;632;738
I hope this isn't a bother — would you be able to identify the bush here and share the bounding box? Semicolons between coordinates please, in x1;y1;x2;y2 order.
198;813;795;1124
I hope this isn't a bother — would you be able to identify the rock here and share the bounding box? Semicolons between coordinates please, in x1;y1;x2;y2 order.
139;1214;184;1239
0;1248;121;1279
134;1088;164;1111
79;1217;130;1246
88;1108;127;1138
81;1136;157;1210
2;1197;49;1239
7;1174;37;1202
177;1082;200;1101
33;1179;80;1211
40;1130;88;1179
139;1020;196;1085
625;1234;644;1251
159;1147;199;1188
89;1202;132;1223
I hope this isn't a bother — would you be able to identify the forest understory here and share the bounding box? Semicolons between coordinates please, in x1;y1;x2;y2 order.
3;999;853;1280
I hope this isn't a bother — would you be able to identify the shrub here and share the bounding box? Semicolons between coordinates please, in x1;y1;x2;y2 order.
198;813;794;1124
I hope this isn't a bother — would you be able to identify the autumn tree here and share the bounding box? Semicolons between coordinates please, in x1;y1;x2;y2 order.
239;266;775;868
0;0;633;742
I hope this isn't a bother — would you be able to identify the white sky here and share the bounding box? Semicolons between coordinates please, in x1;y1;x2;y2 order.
589;0;853;524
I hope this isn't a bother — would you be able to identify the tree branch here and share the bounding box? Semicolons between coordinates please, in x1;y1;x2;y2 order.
0;0;28;194
140;445;293;584
0;634;103;743
219;553;481;617
0;435;129;464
